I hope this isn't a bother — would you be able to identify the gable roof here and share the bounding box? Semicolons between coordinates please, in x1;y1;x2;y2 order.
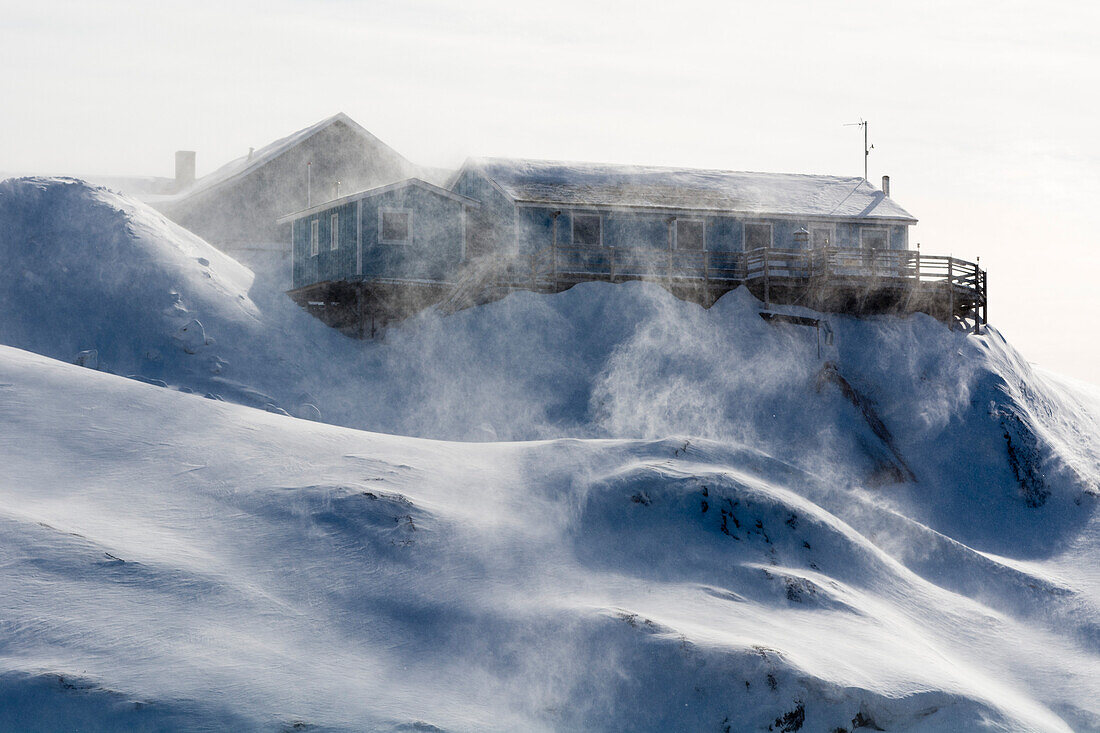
275;178;480;224
465;158;916;222
162;113;414;203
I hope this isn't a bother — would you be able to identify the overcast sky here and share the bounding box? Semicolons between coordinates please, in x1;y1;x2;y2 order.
3;0;1098;383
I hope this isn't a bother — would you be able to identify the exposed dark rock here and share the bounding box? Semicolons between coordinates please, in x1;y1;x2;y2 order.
816;363;916;483
771;702;805;732
852;710;884;730
995;406;1049;507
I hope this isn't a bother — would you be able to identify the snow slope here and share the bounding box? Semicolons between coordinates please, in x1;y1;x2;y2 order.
2;344;1100;731
2;178;1100;730
0;177;363;414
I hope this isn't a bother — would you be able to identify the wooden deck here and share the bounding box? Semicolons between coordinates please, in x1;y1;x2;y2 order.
290;246;988;337
483;245;987;332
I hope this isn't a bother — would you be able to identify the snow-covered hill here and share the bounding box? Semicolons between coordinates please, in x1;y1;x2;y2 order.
2;178;1100;731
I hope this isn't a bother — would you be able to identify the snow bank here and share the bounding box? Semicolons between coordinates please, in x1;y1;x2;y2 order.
0;177;359;411
3;178;1100;729
0;346;1098;731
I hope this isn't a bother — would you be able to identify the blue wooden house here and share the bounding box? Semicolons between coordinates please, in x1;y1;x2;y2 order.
278;179;480;333
451;158;916;258
280;157;986;334
156;113;429;281
283;178;476;287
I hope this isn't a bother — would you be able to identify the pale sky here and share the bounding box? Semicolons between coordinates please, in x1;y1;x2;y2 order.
3;0;1098;383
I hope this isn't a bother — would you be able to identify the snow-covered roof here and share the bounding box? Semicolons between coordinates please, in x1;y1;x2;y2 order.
161;112;411;203
466;158;917;222
275;178;480;223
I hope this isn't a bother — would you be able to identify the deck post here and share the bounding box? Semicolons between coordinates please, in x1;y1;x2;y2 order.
609;247;616;282
356;285;364;339
947;258;955;330
763;248;770;308
551;212;559;290
973;265;983;334
703;250;710;302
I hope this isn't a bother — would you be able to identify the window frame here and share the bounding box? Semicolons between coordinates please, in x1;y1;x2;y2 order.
310;219;319;257
571;211;603;247
379;208;413;245
859;226;889;251
673;218;706;251
743;221;773;251
330;212;339;251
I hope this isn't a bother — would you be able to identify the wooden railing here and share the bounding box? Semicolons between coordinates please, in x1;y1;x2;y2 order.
509;244;987;331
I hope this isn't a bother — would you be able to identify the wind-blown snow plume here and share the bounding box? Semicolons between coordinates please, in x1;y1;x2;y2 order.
1;178;1099;730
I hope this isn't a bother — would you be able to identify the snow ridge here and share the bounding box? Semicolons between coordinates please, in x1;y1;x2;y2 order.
0;178;1099;731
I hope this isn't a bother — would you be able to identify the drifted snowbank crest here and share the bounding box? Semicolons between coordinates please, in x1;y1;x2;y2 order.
1;178;1100;730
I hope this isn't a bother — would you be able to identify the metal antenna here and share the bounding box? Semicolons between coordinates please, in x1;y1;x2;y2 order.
843;119;872;180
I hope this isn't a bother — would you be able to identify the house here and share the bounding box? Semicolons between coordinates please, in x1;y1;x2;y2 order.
451;158;916;258
279;155;986;335
151;113;427;275
276;179;479;333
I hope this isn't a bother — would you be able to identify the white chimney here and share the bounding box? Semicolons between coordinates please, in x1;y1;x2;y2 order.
881;175;890;197
175;150;196;189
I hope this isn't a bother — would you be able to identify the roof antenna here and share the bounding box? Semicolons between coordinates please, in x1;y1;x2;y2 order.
843;119;873;180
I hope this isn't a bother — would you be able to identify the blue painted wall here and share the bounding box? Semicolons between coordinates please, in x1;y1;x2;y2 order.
292;200;357;289
451;169;515;257
513;205;910;254
359;186;465;281
291;173;913;291
292;184;467;290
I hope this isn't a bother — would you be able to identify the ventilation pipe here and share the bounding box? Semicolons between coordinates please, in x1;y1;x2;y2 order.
881;175;890;197
174;151;196;190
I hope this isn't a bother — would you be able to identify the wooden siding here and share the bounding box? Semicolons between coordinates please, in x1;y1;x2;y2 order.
512;205;910;254
292;185;465;289
451;168;515;258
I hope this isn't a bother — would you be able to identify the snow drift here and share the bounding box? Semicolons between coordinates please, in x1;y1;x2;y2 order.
1;177;1100;730
2;346;1100;731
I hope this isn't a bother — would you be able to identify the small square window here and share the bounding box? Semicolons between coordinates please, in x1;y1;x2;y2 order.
310;219;319;256
675;219;704;250
745;222;772;250
861;228;888;250
572;213;602;246
330;213;339;250
381;211;410;243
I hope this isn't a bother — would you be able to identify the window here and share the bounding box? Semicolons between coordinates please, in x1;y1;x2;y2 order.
310;219;319;256
572;213;602;246
330;213;339;250
861;228;888;250
811;226;833;248
674;219;705;250
381;210;410;244
744;222;772;250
